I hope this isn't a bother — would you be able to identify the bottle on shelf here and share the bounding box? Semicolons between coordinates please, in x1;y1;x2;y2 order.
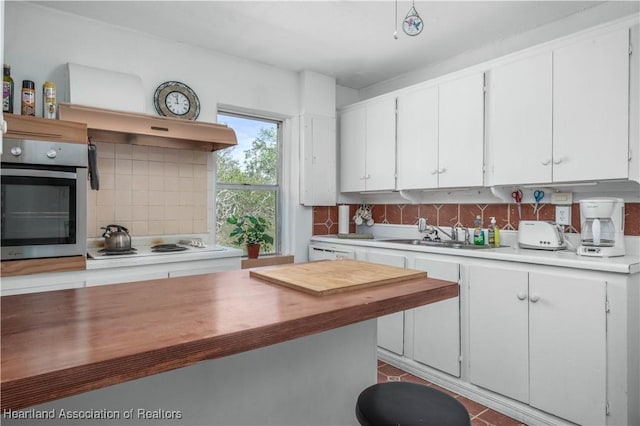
21;80;36;116
3;65;14;113
42;81;56;119
473;215;485;246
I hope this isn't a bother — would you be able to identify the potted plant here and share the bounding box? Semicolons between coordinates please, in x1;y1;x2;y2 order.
227;215;274;259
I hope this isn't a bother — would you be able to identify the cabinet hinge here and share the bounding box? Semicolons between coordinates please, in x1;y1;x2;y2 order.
606;402;610;416
629;43;633;56
458;355;463;362
605;299;611;314
629;149;632;162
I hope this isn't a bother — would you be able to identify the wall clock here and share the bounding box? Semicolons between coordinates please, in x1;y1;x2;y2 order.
153;81;200;120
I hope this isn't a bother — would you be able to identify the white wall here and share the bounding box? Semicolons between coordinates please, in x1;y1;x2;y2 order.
4;3;302;120
3;2;317;261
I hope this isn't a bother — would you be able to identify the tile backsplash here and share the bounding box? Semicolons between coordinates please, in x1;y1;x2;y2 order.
313;202;640;236
87;142;210;238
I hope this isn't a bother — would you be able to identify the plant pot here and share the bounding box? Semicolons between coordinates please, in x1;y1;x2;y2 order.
246;243;261;259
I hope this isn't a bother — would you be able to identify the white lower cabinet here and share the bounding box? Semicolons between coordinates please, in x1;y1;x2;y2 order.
365;249;462;376
469;264;607;426
168;257;242;278
411;256;461;377
86;257;241;287
367;250;407;355
311;238;638;425
86;268;167;287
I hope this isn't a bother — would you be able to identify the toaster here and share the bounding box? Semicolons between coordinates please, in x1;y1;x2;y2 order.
518;221;567;250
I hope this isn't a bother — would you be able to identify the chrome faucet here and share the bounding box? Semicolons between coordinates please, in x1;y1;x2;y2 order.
418;217;455;242
453;227;471;245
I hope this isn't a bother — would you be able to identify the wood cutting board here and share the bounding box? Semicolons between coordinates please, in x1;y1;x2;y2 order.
249;259;427;296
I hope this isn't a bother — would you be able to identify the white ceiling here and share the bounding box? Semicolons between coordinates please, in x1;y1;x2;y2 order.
30;1;632;89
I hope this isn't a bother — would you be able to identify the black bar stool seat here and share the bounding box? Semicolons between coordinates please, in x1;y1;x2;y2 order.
356;382;471;426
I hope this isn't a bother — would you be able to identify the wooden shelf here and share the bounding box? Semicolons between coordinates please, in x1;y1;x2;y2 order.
58;103;237;151
4;114;87;143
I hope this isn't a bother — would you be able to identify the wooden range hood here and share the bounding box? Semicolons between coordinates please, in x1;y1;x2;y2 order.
58;103;237;151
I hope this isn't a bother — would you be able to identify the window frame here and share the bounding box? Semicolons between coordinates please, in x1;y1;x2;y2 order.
215;110;283;255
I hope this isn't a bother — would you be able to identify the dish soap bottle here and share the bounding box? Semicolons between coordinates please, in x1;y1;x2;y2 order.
473;215;485;246
488;216;500;248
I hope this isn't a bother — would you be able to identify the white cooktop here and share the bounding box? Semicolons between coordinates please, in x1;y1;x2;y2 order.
87;243;227;260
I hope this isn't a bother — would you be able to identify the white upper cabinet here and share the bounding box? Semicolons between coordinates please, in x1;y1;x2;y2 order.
396;73;485;190
365;97;397;191
487;52;553;185
553;28;630;182
340;96;396;192
396;85;439;189
300;114;337;206
438;73;485;188
487;28;630;185
342;23;634;193
340;106;367;192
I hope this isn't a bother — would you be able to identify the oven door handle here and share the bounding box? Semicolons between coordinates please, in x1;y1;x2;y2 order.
0;168;78;179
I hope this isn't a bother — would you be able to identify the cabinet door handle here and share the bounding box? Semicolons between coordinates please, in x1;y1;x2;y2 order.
529;294;540;303
431;169;439;175
517;292;527;301
541;159;551;166
439;168;447;174
552;158;563;165
365;174;371;179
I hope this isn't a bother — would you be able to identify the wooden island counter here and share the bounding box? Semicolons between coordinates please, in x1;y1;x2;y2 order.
1;262;457;425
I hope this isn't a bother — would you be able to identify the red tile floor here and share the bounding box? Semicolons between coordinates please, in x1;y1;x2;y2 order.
378;360;527;426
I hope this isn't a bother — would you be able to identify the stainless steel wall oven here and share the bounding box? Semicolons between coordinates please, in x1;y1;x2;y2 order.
1;138;87;260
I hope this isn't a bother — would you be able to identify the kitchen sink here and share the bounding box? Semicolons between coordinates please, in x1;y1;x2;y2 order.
381;239;506;250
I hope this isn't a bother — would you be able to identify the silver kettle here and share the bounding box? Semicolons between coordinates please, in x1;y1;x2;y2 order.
101;224;132;251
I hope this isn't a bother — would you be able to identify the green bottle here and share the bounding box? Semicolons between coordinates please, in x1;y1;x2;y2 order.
3;64;14;113
473;215;485;246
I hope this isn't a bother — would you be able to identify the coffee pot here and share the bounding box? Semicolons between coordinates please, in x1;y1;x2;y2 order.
577;198;625;257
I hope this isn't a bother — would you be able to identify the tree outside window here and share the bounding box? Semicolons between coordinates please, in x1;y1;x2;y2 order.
215;113;280;255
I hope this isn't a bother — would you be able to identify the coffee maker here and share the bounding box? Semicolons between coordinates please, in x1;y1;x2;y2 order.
577;197;625;257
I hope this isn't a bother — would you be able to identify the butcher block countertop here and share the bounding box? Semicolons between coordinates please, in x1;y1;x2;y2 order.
0;261;457;411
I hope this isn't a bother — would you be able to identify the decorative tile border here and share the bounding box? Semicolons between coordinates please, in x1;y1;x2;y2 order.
312;203;640;236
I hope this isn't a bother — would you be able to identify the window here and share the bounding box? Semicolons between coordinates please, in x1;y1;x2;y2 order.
215;112;281;255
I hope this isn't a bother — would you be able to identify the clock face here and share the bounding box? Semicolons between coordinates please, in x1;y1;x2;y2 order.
153;81;200;120
403;15;423;36
166;91;190;115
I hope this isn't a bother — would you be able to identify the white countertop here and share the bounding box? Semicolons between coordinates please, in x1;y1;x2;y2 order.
310;226;640;275
86;236;243;270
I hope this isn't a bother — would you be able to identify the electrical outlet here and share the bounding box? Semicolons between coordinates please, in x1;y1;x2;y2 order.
556;205;571;225
551;192;573;205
